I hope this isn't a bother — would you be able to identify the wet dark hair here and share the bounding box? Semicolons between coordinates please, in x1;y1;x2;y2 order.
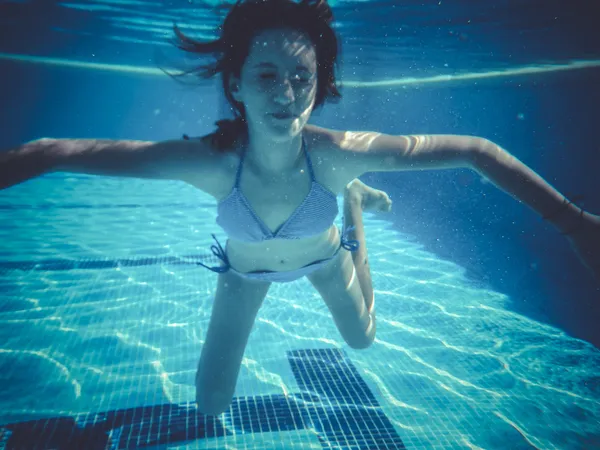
173;0;342;150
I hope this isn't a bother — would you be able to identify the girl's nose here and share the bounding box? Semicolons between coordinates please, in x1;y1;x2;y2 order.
272;79;295;104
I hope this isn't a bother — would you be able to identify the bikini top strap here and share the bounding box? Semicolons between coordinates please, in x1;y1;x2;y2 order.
302;136;316;181
234;147;246;188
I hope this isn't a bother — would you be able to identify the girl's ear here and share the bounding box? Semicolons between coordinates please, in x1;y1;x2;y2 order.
229;76;242;102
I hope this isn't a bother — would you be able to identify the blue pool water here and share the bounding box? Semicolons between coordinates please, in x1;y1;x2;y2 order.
1;0;600;449
1;174;599;449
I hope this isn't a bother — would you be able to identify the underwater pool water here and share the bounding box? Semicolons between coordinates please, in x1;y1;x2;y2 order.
0;174;598;449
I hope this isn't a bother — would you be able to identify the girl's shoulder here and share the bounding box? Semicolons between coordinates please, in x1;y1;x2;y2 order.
303;124;345;154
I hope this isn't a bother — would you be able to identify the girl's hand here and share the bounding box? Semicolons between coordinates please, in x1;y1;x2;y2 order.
566;212;600;281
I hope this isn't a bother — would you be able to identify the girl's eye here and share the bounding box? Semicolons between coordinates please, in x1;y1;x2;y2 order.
293;74;314;83
258;73;314;83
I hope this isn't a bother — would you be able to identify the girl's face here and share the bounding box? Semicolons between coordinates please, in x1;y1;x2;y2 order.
231;28;318;141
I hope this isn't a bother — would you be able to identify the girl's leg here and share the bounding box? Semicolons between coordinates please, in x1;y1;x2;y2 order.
307;179;391;348
196;271;271;415
343;178;392;313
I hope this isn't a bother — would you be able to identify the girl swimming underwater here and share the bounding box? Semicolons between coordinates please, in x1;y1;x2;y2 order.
1;0;598;416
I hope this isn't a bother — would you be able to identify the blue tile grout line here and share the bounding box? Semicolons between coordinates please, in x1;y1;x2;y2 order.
0;255;217;273
0;202;214;210
0;348;405;449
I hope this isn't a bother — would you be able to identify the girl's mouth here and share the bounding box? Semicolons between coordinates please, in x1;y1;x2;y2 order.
271;112;295;120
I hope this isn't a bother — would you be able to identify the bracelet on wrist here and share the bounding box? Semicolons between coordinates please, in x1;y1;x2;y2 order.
560;208;586;236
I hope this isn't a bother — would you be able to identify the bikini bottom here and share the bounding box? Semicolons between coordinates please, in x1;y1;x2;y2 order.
197;226;359;283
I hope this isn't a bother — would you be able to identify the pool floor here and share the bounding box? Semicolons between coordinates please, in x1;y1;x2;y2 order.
1;175;599;449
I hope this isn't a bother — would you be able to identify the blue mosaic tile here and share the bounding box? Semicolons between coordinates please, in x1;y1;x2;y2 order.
0;349;404;449
288;348;406;449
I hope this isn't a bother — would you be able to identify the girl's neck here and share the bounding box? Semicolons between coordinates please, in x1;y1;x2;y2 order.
244;130;304;176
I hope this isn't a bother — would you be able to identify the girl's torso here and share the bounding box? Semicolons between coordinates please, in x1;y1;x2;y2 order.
190;126;357;273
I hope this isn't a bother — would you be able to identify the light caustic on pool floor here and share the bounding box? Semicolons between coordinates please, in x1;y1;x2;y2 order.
0;173;598;450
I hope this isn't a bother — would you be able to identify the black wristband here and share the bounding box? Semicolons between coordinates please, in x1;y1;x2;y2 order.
542;198;572;221
560;208;586;236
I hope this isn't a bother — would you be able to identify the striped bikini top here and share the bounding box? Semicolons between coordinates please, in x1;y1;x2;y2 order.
216;138;338;242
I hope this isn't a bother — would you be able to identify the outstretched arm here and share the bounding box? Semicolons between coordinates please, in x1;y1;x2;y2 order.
336;131;600;279
0;137;219;191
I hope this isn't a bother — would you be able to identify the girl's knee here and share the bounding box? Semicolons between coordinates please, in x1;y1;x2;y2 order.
345;314;376;349
346;334;375;350
195;364;236;416
346;314;377;350
195;387;233;416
